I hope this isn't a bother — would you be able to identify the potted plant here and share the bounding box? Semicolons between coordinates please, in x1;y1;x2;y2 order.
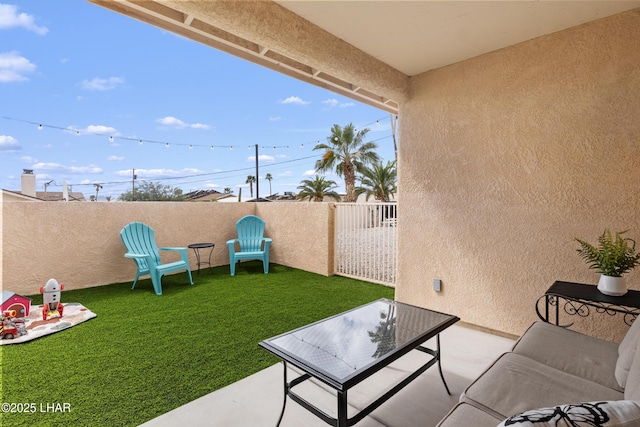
575;229;640;296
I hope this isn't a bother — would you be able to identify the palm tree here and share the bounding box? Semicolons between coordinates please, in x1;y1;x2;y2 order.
313;123;380;202
265;173;273;195
245;175;256;198
296;176;341;202
223;187;232;194
94;183;103;201
356;160;397;202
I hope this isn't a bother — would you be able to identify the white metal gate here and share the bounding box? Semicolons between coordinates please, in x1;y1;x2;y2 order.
334;202;397;286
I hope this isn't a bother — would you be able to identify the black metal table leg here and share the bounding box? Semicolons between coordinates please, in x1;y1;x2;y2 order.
436;334;451;395
276;361;288;427
337;389;348;427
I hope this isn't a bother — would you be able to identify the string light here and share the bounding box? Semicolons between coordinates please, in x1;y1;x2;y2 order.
3;115;391;152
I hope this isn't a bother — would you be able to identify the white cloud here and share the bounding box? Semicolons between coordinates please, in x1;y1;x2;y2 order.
33;162;103;174
156;116;211;130
107;155;125;161
115;167;203;178
86;125;119;136
20;155;37;163
280;96;310;105
322;98;338;107
322;98;354;108
248;154;275;162
277;171;293;177
0;4;49;35
79;76;124;91
0;51;36;82
269;116;282;122
303;169;317;176
190;123;211;130
0;135;20;151
157;116;187;128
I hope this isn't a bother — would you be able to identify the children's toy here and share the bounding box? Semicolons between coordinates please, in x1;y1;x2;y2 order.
1;290;31;317
1;310;27;339
40;278;64;321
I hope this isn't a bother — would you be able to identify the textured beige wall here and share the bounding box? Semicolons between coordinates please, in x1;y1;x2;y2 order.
257;202;334;276
1;202;332;296
397;10;640;341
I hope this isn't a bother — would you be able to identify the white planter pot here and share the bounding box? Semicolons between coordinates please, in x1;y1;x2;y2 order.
597;275;627;296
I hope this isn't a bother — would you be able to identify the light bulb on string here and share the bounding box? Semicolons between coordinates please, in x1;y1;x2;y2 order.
38;124;43;130
109;136;114;143
189;145;193;149
76;130;80;136
210;146;214;150
165;143;170;148
139;140;143;145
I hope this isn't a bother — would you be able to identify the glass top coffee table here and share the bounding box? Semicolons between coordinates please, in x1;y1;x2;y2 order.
259;298;459;426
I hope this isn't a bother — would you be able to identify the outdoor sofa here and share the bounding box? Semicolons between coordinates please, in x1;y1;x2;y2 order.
437;320;640;426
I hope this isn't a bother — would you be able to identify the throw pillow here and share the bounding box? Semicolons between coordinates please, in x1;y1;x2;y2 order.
496;400;640;427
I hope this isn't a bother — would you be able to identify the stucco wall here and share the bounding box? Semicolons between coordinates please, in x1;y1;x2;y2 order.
397;10;640;341
1;202;333;296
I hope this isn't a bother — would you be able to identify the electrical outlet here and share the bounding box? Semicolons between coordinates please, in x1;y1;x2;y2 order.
433;278;441;292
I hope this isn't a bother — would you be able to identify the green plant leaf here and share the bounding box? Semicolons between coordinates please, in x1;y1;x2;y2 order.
575;229;640;276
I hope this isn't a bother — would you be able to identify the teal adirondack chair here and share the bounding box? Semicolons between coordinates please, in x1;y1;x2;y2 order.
120;222;193;295
226;215;272;276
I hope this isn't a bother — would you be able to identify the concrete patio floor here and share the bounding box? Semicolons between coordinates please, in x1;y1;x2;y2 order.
140;324;515;427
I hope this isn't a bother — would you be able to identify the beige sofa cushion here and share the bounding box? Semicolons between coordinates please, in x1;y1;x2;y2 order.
624;329;640;400
496;400;640;427
435;402;502;427
461;353;624;420
512;322;620;391
615;319;640;388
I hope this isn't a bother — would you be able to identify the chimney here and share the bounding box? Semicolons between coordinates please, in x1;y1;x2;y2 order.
21;169;36;198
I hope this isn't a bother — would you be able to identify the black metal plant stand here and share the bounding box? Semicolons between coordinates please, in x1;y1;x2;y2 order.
536;281;640;327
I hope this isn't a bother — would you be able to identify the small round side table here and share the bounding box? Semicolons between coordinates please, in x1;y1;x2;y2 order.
188;243;215;274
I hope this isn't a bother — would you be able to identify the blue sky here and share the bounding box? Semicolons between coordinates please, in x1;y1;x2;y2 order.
0;1;395;200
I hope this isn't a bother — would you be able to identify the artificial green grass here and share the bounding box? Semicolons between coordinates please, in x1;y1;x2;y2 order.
0;262;394;427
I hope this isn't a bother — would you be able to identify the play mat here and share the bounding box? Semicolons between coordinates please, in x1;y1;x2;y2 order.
1;303;96;345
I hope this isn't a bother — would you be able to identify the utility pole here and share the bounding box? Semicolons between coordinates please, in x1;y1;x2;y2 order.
132;169;137;201
255;144;259;200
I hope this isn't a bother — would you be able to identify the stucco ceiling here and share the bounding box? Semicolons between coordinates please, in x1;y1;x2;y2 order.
276;1;640;76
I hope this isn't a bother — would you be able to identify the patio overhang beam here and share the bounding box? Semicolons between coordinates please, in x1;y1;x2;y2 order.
89;0;406;115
